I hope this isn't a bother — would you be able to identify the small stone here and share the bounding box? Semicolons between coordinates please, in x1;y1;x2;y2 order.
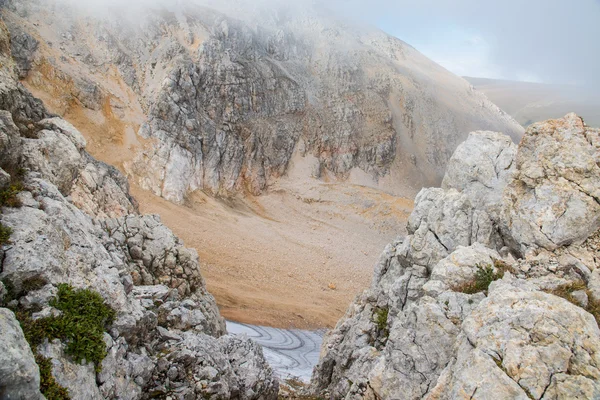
571;290;589;308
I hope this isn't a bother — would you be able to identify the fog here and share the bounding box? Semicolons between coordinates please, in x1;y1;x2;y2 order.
60;0;600;94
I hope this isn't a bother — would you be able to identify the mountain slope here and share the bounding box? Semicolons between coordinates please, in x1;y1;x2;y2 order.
465;76;600;128
3;0;523;203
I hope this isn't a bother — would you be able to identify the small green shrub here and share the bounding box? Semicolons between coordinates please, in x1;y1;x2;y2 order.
0;181;24;208
35;354;70;400
17;284;115;374
48;284;116;370
454;263;506;295
0;222;12;245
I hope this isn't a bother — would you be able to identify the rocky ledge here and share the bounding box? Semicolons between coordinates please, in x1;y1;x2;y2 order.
311;113;600;399
0;19;278;400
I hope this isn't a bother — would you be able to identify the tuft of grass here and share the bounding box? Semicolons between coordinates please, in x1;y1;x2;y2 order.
0;222;12;245
374;306;389;338
0;169;24;208
17;284;116;374
453;262;509;295
35;354;70;400
547;281;600;327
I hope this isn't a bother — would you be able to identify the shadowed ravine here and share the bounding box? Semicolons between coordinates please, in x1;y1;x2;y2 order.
226;322;325;382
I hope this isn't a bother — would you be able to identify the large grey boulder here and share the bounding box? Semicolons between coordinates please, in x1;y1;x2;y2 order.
0;308;44;400
428;279;600;400
442;130;517;217
505;113;600;252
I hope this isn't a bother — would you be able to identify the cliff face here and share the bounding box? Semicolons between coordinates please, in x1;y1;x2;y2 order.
0;20;278;399
311;113;600;399
2;0;523;203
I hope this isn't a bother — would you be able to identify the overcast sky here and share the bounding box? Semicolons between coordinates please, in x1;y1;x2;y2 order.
331;0;600;88
72;0;600;88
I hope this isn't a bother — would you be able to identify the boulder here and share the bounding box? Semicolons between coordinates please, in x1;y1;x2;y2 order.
0;308;44;400
504;113;600;252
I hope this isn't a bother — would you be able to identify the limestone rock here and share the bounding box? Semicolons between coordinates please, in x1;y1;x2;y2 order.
5;0;524;203
505;113;600;252
442;130;517;216
5;19;38;79
0;308;44;400
428;279;600;399
0;31;276;399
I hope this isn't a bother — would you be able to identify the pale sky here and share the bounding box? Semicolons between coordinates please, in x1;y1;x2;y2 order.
339;0;600;88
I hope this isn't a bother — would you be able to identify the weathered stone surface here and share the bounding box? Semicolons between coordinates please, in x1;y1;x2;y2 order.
428;279;600;400
0;308;44;400
145;331;278;400
4;18;38;79
505;113;600;252
442;130;517;217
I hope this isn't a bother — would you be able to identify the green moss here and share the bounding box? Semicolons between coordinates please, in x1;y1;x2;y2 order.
454;263;506;295
35;354;70;400
17;284;115;376
48;284;116;370
0;222;12;245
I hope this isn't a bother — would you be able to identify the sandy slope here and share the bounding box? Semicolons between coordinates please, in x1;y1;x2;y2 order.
131;169;412;329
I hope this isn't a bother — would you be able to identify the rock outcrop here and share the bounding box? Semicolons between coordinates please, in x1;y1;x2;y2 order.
2;0;523;203
0;18;277;400
311;114;600;399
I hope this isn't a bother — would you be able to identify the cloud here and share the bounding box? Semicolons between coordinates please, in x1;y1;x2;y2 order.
329;0;600;90
59;0;600;91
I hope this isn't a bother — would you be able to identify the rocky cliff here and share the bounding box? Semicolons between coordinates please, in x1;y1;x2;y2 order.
2;0;523;203
0;19;278;399
311;113;600;399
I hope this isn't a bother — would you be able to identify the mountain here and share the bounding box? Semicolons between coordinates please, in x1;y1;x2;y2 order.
465;76;600;128
3;0;523;204
1;3;600;397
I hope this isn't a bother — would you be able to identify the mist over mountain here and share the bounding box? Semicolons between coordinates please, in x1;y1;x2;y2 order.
1;0;600;399
4;0;522;203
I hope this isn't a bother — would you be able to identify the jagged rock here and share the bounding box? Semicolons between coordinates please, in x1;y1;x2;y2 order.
38;340;104;400
427;244;501;291
0;308;44;400
505;113;600;252
146;332;278;400
442;130;517;217
0;110;21;171
5;19;38;79
312;114;600;399
101;214;225;336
